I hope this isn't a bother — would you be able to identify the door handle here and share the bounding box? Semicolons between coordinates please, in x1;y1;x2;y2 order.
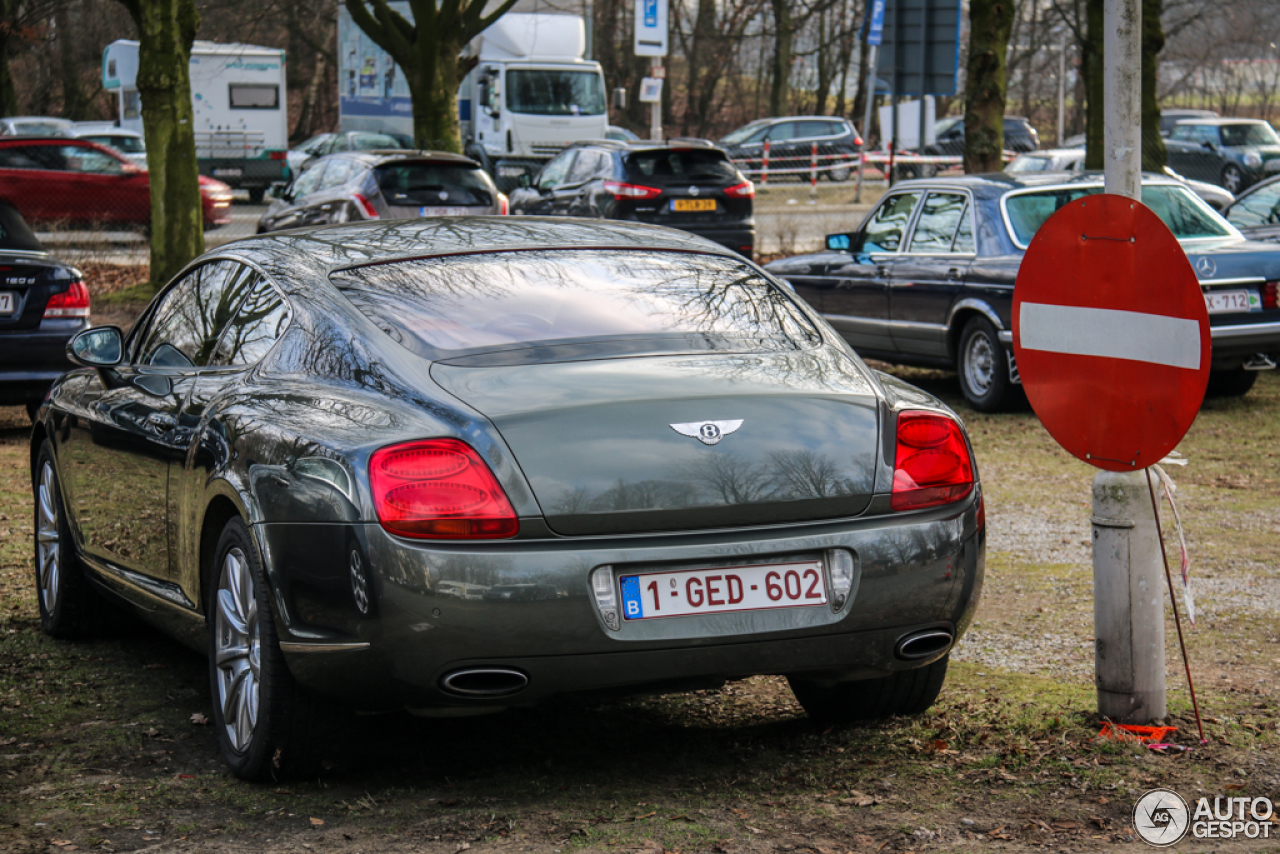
946;267;962;281
146;413;176;430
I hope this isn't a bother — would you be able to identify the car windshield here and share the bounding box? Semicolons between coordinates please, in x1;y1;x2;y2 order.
718;121;769;146
350;132;403;150
1006;154;1053;173
1004;185;1235;246
373;162;494;206
332;249;820;356
1220;123;1280;147
624;149;739;182
506;70;605;116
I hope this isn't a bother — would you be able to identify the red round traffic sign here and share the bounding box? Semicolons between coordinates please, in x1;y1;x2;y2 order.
1013;194;1210;472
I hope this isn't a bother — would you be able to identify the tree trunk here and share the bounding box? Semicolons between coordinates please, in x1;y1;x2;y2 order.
0;32;16;117
293;50;326;142
56;0;92;119
964;0;1015;173
406;51;465;151
680;0;715;136
1140;0;1165;172
119;0;205;289
1083;0;1103;169
768;0;792;115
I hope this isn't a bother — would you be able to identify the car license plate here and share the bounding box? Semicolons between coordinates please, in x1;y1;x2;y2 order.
619;559;827;621
418;206;474;217
212;168;242;177
672;198;716;212
0;291;14;315
1204;289;1259;314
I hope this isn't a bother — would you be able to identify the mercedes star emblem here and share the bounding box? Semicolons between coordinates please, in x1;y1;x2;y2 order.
1194;256;1217;278
689;186;700;197
670;420;744;445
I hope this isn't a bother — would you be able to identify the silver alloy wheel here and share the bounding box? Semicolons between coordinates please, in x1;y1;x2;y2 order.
214;546;260;753
1222;165;1243;195
35;461;61;615
963;330;996;396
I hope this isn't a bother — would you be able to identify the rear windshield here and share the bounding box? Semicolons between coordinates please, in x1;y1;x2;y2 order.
373;162;494;207
624;150;739;183
332;249;819;357
1006;155;1053;173
1004;185;1234;247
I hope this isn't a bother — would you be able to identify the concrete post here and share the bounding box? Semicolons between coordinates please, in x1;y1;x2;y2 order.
649;58;662;142
1092;471;1167;723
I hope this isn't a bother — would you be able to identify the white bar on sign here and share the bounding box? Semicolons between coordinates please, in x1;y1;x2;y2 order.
1018;302;1201;369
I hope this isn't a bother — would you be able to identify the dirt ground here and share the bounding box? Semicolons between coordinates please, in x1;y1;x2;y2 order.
1;267;1277;853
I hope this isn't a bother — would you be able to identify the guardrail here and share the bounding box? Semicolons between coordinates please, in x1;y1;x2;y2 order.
730;143;1020;186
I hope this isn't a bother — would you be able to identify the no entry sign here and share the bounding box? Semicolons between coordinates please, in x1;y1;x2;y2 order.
1013;194;1210;472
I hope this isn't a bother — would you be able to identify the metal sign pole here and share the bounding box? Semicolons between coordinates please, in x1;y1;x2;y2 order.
1093;0;1166;724
854;44;879;203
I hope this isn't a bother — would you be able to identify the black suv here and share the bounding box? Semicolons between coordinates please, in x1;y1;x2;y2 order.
924;116;1040;157
717;116;863;182
509;140;755;256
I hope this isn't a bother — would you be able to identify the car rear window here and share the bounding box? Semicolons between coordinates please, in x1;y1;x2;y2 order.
331;249;819;357
624;149;739;183
1004;185;1234;247
373;162;494;206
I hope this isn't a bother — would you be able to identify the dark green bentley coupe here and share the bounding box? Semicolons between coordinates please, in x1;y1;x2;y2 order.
31;218;984;780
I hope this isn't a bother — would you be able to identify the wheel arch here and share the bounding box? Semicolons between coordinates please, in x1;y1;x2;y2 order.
198;496;245;615
946;299;1005;363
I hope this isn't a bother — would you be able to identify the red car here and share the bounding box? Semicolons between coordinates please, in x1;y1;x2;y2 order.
0;136;232;229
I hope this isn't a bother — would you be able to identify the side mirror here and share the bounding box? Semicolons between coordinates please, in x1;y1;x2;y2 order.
826;232;857;252
268;180;290;201
518;174;532;189
478;79;491;109
67;326;124;367
613;87;628;110
1201;140;1217;151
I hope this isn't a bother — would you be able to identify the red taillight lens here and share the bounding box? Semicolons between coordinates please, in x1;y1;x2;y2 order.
890;411;975;511
853;136;863;147
369;439;518;539
497;192;509;215
725;181;755;199
43;280;90;319
268;150;287;160
1264;280;1278;310
353;193;380;218
603;180;662;200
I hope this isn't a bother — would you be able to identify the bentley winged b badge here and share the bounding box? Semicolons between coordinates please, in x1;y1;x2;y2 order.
670;419;744;446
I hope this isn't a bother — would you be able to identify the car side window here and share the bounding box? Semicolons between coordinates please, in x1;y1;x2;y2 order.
1169;125;1194;142
862;192;921;253
291;162;327;198
211;276;290;366
1227;183;1280;228
566;150;603;184
767;122;796;142
909;192;969;253
319;158;353;190
63;146;124;175
0;145;56;169
136;261;245;368
537;150;575;190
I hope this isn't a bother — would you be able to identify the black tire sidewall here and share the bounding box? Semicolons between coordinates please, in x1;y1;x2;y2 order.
958;316;1010;412
33;441;71;634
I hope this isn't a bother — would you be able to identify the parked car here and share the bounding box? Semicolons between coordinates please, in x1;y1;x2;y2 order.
0;116;72;136
1159;108;1218;137
1222;173;1280;244
925;116;1040;157
0;136;232;229
69;123;147;166
1005;148;1235;210
285;130;414;174
0;202;90;420
509;139;755;256
606;125;641;142
717;116;863;181
33;216;984;780
1165;118;1280;194
765;173;1280;410
257;150;506;232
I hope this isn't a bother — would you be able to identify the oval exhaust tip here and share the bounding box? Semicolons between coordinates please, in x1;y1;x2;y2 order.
895;629;954;661
440;667;529;698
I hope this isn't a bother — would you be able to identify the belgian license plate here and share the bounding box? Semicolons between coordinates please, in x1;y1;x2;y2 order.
1204;289;1258;314
0;291;14;316
619;560;827;621
672;198;716;212
212;168;242;177
418;206;473;217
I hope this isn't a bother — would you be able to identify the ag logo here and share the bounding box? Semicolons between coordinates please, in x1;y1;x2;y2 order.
1133;788;1190;846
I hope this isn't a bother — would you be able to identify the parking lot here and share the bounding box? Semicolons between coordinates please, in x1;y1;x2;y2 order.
1;346;1276;852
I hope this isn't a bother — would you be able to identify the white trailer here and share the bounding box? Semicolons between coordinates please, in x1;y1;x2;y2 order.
337;10;608;189
103;40;291;202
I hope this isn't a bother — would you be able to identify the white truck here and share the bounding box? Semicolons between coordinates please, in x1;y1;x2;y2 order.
103;40;291;202
337;10;608;189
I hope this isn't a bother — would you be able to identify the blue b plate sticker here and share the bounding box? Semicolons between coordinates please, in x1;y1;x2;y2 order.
620;575;643;620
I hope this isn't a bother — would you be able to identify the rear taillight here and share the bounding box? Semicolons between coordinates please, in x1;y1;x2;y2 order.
353;193;380;218
369;439;518;539
853;136;864;147
890;411;975;511
43;280;90;319
603;181;662;200
268;150;287;160
1264;280;1278;310
725;181;755;199
497;192;509;215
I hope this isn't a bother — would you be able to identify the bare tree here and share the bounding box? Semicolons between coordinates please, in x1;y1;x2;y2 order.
964;0;1016;171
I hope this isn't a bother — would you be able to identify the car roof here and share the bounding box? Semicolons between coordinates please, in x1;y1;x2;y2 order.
219;217;741;286
570;138;725;153
1176;118;1270;126
333;150;481;167
886;170;1184;198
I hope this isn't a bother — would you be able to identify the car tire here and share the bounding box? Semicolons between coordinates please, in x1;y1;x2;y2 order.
1221;164;1245;195
207;517;326;780
1205;367;1258;397
33;441;100;638
826;163;853;182
788;654;949;724
957;316;1012;412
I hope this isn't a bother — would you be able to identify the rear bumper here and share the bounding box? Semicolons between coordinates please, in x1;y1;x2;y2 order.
0;322;83;404
1208;319;1280;367
264;490;985;711
198;158;289;190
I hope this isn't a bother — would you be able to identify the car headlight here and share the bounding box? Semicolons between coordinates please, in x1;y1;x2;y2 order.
1243;152;1262;168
